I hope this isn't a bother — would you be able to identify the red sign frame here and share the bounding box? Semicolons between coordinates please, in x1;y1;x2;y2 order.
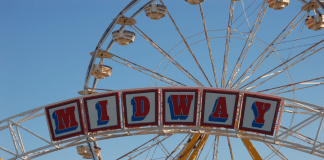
122;89;159;128
45;99;85;141
239;93;282;135
200;89;240;129
162;88;199;126
83;92;121;133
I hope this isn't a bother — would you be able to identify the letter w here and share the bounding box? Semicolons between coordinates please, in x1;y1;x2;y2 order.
168;95;193;120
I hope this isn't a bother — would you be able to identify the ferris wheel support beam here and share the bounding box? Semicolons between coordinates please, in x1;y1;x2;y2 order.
240;41;324;91
231;11;307;89
109;53;185;86
226;1;268;89
241;138;262;160
199;3;219;88
160;0;213;87
178;134;202;160
188;135;209;160
130;23;204;86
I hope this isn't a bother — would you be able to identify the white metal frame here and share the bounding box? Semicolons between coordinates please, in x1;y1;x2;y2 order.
1;87;324;159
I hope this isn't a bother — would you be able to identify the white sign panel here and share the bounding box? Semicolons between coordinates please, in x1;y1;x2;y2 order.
83;92;121;132
239;93;282;135
162;88;198;126
45;99;85;141
200;89;240;129
122;89;158;128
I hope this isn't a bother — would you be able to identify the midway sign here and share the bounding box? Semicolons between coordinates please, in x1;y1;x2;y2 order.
45;87;283;141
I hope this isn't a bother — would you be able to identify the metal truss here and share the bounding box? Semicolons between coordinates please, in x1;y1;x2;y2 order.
1;88;324;159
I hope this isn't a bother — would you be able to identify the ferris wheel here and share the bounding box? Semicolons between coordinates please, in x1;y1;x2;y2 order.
1;0;324;159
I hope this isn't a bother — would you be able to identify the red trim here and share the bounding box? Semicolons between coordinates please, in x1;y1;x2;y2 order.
83;92;121;133
45;99;85;141
238;93;282;136
200;89;240;129
162;88;199;126
122;89;159;128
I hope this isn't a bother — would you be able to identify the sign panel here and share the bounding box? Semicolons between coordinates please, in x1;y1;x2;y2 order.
122;89;158;128
45;99;85;141
200;89;240;129
239;93;282;135
83;92;121;132
162;88;198;126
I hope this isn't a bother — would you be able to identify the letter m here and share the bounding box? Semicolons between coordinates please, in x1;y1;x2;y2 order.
52;106;79;134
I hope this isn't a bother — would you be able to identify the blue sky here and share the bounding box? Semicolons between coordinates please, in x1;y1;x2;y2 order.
1;0;324;159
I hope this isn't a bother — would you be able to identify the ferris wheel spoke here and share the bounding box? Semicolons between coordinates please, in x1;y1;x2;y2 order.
257;77;324;94
227;137;234;160
274;83;324;95
165;134;190;160
160;0;213;87
226;1;268;89
231;11;309;89
117;135;170;160
240;0;251;31
199;3;219;87
221;1;235;88
118;135;171;160
234;1;264;30
213;135;220;160
269;47;296;97
108;53;185;86
129;23;204;87
240;41;324;91
155;137;171;157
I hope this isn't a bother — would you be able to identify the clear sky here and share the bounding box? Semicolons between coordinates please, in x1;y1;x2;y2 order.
1;0;324;159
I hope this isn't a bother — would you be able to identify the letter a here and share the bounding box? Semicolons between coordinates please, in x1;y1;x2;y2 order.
131;96;150;121
52;106;79;134
209;97;229;122
95;100;110;126
168;95;193;120
251;101;271;128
